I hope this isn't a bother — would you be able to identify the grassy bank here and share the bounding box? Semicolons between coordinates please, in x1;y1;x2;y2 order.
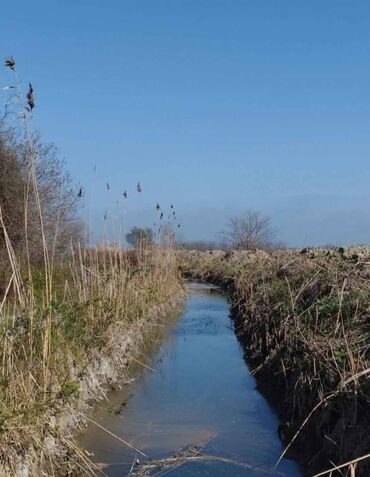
0;244;183;475
178;247;370;476
0;57;187;475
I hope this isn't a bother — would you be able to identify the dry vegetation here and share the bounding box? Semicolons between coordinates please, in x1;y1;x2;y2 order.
178;246;370;476
0;244;182;475
0;57;183;475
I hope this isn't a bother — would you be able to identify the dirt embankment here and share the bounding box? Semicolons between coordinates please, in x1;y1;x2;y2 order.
178;246;370;476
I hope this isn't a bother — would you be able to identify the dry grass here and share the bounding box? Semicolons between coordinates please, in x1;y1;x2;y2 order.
0;237;182;474
0;57;183;475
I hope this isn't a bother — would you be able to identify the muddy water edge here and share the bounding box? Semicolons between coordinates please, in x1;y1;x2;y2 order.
77;283;302;476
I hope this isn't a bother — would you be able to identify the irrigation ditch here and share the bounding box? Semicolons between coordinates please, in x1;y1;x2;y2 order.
177;246;370;477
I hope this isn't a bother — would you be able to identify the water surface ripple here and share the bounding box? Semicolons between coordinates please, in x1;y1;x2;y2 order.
78;283;302;477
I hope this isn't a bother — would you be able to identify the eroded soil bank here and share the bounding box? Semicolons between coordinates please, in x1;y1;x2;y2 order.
178;247;370;476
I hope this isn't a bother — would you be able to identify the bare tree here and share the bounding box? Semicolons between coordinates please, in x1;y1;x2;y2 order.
0;58;83;264
23;136;84;257
0;127;83;262
222;209;276;250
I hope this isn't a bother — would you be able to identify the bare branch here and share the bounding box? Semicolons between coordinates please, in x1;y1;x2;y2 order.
221;209;277;250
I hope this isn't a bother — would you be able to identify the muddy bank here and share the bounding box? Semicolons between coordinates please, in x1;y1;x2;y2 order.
178;247;370;476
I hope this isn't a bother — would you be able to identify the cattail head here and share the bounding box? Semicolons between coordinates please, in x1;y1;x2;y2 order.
160;212;163;220
123;190;127;199
4;56;16;70
106;182;110;191
26;83;35;110
137;182;142;193
156;202;160;210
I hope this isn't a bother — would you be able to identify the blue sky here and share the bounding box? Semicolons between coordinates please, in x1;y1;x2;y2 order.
1;1;369;246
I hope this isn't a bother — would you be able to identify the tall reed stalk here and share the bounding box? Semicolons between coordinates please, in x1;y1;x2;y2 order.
0;57;182;474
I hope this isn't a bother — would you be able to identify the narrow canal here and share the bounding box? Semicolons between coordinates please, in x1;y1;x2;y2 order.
78;283;302;476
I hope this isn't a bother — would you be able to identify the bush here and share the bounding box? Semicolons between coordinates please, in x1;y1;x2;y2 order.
126;226;154;248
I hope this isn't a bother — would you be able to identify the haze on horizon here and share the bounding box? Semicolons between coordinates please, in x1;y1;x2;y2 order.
1;0;369;247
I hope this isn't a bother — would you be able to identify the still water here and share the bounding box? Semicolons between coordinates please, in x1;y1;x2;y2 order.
78;283;301;476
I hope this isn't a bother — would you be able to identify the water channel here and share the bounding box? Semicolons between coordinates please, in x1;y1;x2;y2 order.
78;283;301;477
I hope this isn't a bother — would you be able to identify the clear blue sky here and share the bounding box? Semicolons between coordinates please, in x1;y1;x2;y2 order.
1;1;369;246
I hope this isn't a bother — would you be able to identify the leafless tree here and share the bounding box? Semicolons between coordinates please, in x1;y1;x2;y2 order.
222;209;277;250
23;135;84;257
0;126;83;263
